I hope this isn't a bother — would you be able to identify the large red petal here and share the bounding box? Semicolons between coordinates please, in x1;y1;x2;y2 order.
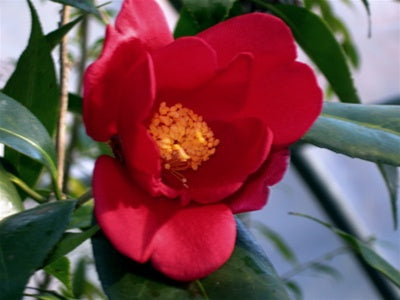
246;62;323;146
152;36;218;91
115;0;173;50
152;204;236;281
83;26;146;141
93;155;236;281
157;53;253;121
176;118;273;204
226;149;290;214
197;13;296;68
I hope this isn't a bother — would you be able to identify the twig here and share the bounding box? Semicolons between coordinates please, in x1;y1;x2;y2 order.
56;5;71;196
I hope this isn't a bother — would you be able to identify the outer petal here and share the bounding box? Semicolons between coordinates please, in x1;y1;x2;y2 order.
115;0;173;50
152;36;218;90
93;156;236;281
246;62;323;146
197;13;296;68
226;149;290;214
174;118;273;204
83;26;146;141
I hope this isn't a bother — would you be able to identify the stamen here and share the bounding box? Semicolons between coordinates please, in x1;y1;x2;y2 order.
148;102;219;186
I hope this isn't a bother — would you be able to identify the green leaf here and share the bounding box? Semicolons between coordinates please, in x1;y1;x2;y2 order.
46;15;84;50
49;0;101;17
377;163;399;229
252;221;297;264
45;225;99;265
0;200;76;300
291;213;400;288
68;93;83;115
0;163;23;220
262;3;360;103
92;219;289;299
44;257;73;296
3;0;59;187
309;262;341;280
67;200;94;229
302;103;400;166
0;92;58;186
174;0;237;37
72;258;87;298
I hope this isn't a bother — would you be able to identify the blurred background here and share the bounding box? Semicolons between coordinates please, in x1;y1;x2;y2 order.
1;0;399;299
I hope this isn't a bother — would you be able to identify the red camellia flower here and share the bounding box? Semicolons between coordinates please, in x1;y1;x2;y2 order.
83;0;322;281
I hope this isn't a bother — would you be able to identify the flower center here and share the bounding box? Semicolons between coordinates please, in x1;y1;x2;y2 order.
148;102;219;185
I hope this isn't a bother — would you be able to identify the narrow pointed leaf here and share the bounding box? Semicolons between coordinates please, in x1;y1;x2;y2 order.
291;213;400;287
44;257;73;295
92;218;289;299
0;200;76;299
174;0;237;37
0;92;58;184
264;4;360;103
302;103;400;166
3;0;59;186
49;0;101;17
0;163;23;220
44;225;99;265
377;163;399;229
46;15;84;50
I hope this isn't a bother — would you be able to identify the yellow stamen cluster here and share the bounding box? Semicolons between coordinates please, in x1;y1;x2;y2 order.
148;102;219;173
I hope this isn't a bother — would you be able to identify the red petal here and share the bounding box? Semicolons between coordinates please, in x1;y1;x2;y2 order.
93;156;236;281
152;37;218;90
226;149;290;214
157;53;253;120
246;62;323;146
152;204;236;281
115;0;173;50
197;13;296;68
83;26;146;141
180;118;273;204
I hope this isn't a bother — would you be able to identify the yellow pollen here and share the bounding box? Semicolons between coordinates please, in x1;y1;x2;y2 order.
148;102;219;175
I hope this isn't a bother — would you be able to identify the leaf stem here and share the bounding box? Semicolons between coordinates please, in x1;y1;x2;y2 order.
56;5;71;197
7;172;46;203
77;189;93;207
195;280;210;300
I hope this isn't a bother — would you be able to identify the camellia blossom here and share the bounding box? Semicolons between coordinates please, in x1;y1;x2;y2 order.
83;0;322;281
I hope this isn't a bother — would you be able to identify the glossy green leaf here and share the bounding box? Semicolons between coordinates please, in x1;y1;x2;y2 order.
174;0;237;37
377;163;399;229
92;218;289;299
3;0;59;187
46;15;84;50
0;92;58;185
0;200;76;299
0;163;23;220
292;213;400;287
68;200;94;229
49;0;100;17
302;103;400;166
262;3;360;103
45;225;99;265
44;256;73;296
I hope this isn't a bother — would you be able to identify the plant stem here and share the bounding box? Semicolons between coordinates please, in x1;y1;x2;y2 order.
77;189;93;207
56;5;71;197
7;173;46;203
195;280;210;300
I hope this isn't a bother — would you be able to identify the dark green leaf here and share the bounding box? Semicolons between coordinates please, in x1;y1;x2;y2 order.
377;164;399;229
285;281;302;300
44;257;73;296
68;200;93;229
174;0;237;37
0;200;76;299
302;104;400;166
72;258;87;298
291;213;400;288
92;218;289;299
45;225;99;265
49;0;100;17
0;92;58;185
46;15;84;50
3;0;59;186
263;4;360;103
252;221;297;264
68;93;83;115
0;163;23;220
